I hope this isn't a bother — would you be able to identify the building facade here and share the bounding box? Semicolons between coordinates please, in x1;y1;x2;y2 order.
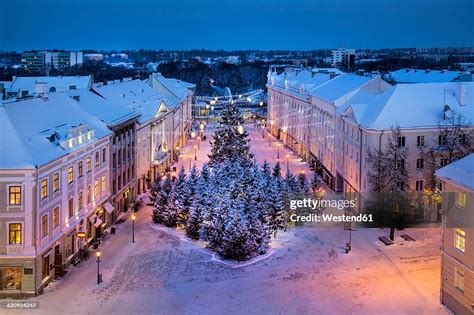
267;68;473;217
437;154;474;315
21;51;83;73
0;93;112;296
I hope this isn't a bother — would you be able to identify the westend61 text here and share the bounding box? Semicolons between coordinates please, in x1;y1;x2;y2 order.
290;213;374;223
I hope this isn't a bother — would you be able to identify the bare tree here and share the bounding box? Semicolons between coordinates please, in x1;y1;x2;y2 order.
420;110;473;191
367;126;410;240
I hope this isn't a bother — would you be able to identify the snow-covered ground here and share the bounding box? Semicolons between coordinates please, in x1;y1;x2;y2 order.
2;127;446;315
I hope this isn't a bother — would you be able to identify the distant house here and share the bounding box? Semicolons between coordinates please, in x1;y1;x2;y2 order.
385;68;461;84
7;75;93;99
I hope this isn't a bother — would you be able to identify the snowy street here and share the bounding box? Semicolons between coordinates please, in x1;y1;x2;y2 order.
3;127;447;315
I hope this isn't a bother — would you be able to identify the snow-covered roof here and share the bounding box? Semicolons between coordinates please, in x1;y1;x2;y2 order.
94;79;178;124
339;82;474;129
387;69;460;83
0;106;34;169
150;73;195;102
310;74;373;104
0;93;111;168
10;75;92;94
267;69;334;95
436;153;474;191
65;88;140;127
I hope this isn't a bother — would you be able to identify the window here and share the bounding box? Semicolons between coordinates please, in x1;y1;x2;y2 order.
78;161;83;177
8;223;22;244
455;228;466;253
87;186;91;204
9;186;22;205
416;158;424;169
68;198;74;218
53;173;60;191
416;136;424;147
113;153;116;168
396;159;405;170
41;179;48;199
95;151;100;167
41;214;48;238
102;148;106;163
123;149;126;162
118;149;121;165
95;179;99;197
68;166;73;184
415;180;424;191
440;158;448;167
456;192;466;208
53;207;59;228
101;175;106;192
78;191;83;210
113;179;117;194
86;157;91;172
438;135;447;146
454;267;465;293
397;136;405;148
458;133;466;144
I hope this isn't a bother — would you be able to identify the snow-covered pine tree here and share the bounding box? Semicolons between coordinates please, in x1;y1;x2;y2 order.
284;170;299;194
208;101;253;165
187;165;213;240
150;176;162;199
296;171;311;193
311;172;324;193
272;162;282;179
219;197;256;261
174;167;191;226
267;180;286;238
152;176;178;227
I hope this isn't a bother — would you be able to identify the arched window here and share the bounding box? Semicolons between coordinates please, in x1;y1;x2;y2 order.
49;87;56;93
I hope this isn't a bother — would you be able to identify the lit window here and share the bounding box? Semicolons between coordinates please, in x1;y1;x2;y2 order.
9;223;22;244
87;186;91;204
78;161;83;177
41;179;48;199
68;198;74;218
101;175;106;192
455;228;466;253
53;173;60;191
86;157;91;173
41;214;48;238
9;186;22;205
456;192;466;208
454;268;465;294
95;179;99;197
68;139;73;148
53;207;59;228
78;191;83;210
68;166;73;184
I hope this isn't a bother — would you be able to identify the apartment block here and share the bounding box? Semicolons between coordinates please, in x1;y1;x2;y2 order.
437;154;474;315
0;93;112;296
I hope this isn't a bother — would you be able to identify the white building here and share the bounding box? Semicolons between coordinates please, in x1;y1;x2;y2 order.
0;92;112;296
331;48;356;68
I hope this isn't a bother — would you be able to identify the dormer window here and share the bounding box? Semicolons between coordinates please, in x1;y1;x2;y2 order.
68;139;74;148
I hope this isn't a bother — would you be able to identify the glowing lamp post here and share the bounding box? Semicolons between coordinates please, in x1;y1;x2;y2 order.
132;214;136;243
286;154;290;171
194;145;197;161
277;143;281;159
96;250;102;285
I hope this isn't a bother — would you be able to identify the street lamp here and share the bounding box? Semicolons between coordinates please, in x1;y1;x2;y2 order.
286;154;290;171
277;143;281;159
206;104;210;122
189;155;192;171
132;214;136;243
197;136;201;150
96;250;101;285
261;124;265;138
194;145;197;161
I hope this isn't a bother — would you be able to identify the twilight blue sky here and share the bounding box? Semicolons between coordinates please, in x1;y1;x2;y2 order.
1;0;473;51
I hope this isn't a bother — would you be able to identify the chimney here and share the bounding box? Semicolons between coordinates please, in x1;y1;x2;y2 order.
34;82;48;99
456;83;466;106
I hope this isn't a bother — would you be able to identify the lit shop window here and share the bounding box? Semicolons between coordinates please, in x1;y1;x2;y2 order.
454;228;466;253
